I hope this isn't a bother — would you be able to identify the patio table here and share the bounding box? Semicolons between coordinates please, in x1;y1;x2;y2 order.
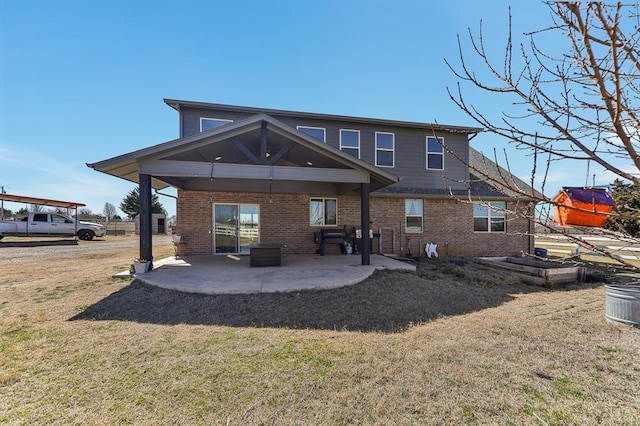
248;243;286;267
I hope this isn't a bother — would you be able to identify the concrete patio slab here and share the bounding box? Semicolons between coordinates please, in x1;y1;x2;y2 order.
133;254;416;294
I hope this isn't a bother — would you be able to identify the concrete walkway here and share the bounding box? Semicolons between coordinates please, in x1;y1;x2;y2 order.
132;254;416;294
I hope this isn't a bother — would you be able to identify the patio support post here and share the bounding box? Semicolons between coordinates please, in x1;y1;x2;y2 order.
139;173;153;266
360;182;370;265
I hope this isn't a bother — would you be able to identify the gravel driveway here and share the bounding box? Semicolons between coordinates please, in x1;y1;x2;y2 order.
0;235;173;261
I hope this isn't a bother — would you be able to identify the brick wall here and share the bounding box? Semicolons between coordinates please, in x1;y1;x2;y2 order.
176;190;532;257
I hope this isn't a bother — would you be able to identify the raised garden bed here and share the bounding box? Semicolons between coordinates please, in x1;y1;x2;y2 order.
474;256;587;287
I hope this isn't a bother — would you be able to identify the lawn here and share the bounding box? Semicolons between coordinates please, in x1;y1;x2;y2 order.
1;237;639;425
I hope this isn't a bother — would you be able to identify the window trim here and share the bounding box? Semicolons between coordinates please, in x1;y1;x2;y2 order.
426;136;445;170
405;199;424;233
309;197;338;226
339;129;360;158
200;117;233;132
297;125;326;142
375;131;395;168
473;201;507;233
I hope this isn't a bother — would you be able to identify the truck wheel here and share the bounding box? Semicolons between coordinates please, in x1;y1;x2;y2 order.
78;230;95;241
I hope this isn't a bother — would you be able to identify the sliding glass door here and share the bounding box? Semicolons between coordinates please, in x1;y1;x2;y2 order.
213;204;259;254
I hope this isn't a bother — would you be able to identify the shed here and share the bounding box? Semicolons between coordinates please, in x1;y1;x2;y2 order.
135;213;167;235
553;187;616;227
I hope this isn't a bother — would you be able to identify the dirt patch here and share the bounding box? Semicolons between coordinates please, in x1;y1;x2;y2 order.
0;235;172;261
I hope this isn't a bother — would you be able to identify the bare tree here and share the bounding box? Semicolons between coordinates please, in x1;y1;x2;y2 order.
78;207;92;217
103;202;117;222
446;2;640;269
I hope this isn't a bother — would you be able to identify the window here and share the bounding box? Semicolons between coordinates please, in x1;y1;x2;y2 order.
200;118;233;131
473;202;506;232
340;129;360;158
426;136;444;170
51;215;71;223
310;198;337;226
297;126;326;142
33;213;48;222
375;132;394;167
405;199;423;233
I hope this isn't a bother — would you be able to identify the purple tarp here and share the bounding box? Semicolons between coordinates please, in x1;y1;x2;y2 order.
563;187;616;206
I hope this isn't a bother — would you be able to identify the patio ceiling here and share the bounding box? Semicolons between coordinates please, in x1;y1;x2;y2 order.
88;114;398;195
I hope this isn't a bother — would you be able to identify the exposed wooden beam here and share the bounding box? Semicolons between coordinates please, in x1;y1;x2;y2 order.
144;121;263;162
232;137;259;164
267;142;296;165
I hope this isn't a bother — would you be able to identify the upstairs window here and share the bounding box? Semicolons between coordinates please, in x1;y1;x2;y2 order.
405;199;423;233
310;198;337;226
375;132;394;167
426;136;444;170
340;129;360;158
297;126;326;142
201;118;233;131
473;202;506;232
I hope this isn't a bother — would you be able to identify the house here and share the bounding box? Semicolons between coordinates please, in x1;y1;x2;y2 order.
88;99;536;264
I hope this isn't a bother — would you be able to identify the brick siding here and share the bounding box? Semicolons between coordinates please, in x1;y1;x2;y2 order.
176;190;532;257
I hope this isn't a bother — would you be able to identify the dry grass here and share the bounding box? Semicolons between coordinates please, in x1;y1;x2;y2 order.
1;239;639;425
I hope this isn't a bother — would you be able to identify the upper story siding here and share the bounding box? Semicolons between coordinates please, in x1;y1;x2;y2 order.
176;103;477;194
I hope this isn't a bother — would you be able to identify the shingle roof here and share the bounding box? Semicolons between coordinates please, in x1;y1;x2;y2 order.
374;147;539;200
164;99;484;134
468;147;540;199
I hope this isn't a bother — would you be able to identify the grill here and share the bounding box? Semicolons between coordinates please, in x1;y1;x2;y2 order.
315;228;348;255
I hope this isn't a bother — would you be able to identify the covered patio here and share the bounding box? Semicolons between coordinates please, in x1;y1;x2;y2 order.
131;253;416;294
88;114;398;268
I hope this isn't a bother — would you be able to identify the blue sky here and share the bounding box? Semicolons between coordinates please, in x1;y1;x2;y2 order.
0;0;627;218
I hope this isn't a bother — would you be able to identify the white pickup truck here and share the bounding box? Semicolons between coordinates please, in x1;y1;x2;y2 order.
0;213;106;241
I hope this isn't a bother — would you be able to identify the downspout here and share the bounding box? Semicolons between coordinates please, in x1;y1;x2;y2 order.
155;189;178;236
529;202;535;254
177;103;184;138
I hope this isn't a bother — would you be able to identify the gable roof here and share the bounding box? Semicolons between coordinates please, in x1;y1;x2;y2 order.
374;147;539;200
468;147;540;200
87;114;398;194
164;98;484;135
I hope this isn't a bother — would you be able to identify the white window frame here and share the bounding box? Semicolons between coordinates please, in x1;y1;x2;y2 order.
310;197;337;226
405;199;423;233
473;201;506;233
426;136;445;170
339;129;360;158
297;126;326;142
375;131;395;168
200;117;233;131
